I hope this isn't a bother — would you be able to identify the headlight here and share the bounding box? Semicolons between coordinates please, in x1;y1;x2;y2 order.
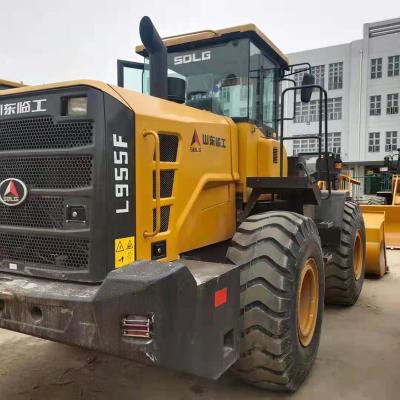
67;97;88;116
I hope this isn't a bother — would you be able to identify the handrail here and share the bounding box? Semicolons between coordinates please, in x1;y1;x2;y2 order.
279;83;331;200
143;130;161;238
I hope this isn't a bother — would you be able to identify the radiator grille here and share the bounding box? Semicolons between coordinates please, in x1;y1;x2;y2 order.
0;196;64;229
0;117;93;151
0;156;93;189
0;233;89;269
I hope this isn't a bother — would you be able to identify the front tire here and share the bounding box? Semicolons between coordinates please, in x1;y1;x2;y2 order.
227;211;325;392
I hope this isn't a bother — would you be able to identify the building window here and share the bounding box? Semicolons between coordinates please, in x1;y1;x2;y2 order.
327;97;342;120
387;93;399;115
312;65;325;88
293;138;318;154
328;62;343;90
293;132;341;155
369;95;381;116
385;131;398;152
325;132;342;154
293;69;305;87
294;98;341;122
294;102;310;123
222;87;230;103
293;65;325;89
239;107;247;117
309;100;319;122
388;55;400;77
368;132;380;152
370;58;382;79
240;85;248;101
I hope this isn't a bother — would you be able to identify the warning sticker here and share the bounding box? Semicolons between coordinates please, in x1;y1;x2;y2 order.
115;236;135;268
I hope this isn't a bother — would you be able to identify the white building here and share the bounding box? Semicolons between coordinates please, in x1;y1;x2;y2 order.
285;17;400;183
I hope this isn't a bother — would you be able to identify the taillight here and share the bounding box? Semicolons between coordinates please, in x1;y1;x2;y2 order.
122;315;152;339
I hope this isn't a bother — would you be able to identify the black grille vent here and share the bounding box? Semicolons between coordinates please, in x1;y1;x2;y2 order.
159;134;178;162
0;233;89;269
273;147;278;164
0;196;64;229
0;117;93;151
0;156;93;189
153;170;175;198
153;206;170;232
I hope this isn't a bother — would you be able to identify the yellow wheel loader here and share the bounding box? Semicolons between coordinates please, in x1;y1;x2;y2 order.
0;17;367;392
0;79;26;90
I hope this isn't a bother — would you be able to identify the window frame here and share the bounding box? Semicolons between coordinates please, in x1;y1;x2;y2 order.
370;58;382;79
369;95;381;116
328;62;343;90
387;93;399;115
388;55;400;77
368;132;380;153
385;131;398;152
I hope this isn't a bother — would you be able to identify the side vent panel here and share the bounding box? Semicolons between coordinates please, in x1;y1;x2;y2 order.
152;133;179;234
159;134;178;162
273;147;278;164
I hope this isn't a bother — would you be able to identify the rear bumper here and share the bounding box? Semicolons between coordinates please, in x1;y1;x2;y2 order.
0;260;240;379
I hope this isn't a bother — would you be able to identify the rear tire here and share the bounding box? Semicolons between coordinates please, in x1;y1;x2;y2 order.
227;211;324;392
325;201;366;305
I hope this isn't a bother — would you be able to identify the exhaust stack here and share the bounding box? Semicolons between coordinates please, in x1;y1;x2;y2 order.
139;16;168;99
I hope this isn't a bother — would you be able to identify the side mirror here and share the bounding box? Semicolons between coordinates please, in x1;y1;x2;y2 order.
300;73;315;103
168;77;186;104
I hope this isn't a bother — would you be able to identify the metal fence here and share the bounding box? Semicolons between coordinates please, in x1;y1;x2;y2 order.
350;174;393;199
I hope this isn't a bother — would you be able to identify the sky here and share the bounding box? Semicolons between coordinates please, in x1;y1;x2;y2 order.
1;0;400;85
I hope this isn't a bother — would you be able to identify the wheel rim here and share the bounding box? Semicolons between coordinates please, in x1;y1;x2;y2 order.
297;258;319;347
353;230;363;280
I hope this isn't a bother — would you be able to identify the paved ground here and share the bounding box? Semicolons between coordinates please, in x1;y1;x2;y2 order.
0;251;399;400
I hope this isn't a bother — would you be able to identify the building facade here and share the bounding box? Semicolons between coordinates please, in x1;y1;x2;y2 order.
285;17;400;184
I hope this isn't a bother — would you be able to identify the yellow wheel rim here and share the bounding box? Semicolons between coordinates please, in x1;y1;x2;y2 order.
353;230;363;281
297;258;319;347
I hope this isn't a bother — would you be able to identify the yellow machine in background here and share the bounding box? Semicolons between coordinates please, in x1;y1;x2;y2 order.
0;79;26;90
361;175;400;251
337;174;388;277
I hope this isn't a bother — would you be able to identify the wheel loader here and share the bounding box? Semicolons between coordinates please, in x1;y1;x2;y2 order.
0;78;26;90
0;17;367;392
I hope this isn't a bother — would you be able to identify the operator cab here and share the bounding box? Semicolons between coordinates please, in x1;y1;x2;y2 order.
118;24;289;136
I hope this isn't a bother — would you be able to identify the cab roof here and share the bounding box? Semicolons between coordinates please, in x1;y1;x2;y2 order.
0;79;26;88
135;23;289;68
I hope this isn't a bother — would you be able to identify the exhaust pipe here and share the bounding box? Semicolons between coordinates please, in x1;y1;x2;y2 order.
139;16;168;99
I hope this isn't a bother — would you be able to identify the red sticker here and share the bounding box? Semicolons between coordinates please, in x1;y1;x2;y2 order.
214;288;228;308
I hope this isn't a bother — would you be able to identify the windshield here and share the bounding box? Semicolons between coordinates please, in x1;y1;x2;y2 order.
143;38;279;133
168;39;250;119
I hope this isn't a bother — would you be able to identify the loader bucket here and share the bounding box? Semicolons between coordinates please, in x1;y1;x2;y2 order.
359;208;388;277
361;205;400;250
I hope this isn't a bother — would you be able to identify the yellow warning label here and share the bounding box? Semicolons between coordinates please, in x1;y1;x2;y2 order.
115;236;135;268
